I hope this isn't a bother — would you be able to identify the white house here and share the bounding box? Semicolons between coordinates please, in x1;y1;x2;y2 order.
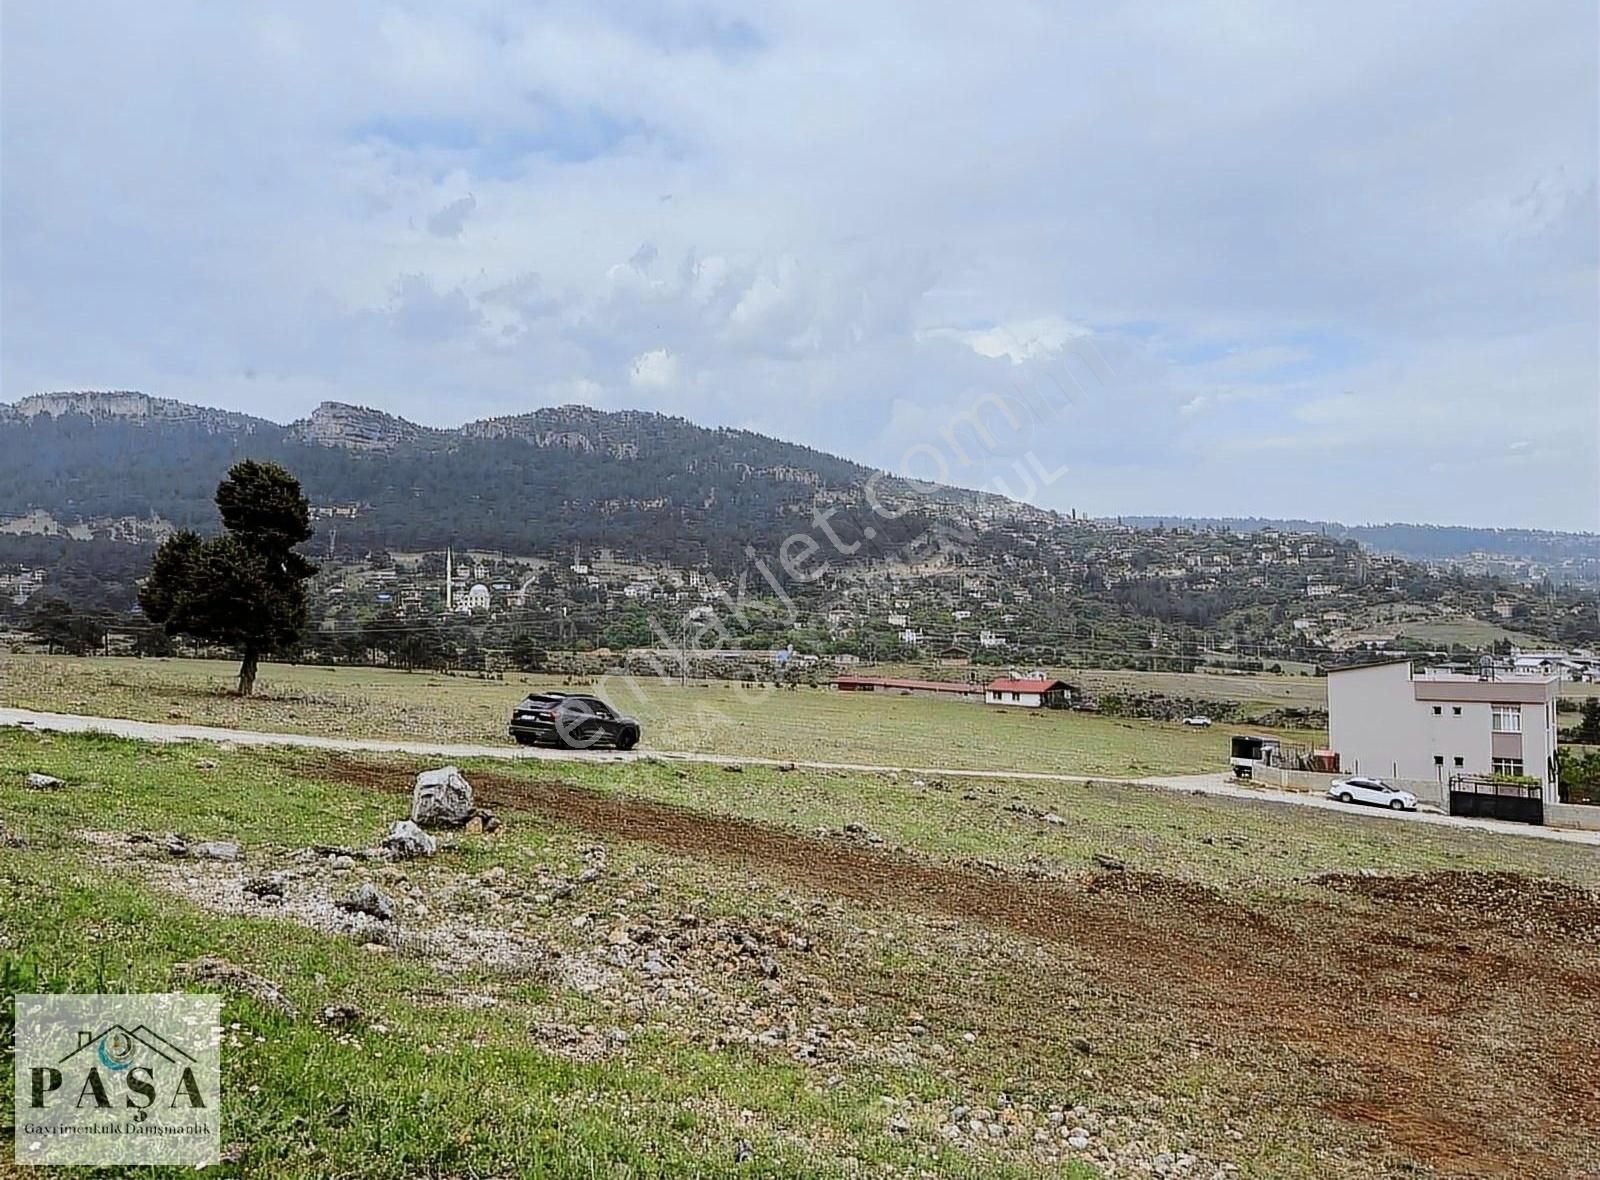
985;678;1070;708
1327;660;1560;798
459;583;492;613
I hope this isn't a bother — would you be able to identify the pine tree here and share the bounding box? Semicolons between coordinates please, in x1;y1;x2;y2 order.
139;461;317;695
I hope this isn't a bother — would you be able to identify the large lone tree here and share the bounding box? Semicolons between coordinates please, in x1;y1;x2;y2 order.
140;460;317;695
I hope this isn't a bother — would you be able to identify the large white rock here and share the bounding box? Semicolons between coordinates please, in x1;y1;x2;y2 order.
411;766;474;829
382;819;437;859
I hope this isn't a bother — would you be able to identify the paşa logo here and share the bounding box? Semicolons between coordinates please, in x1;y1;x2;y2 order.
13;993;221;1167
30;1021;208;1116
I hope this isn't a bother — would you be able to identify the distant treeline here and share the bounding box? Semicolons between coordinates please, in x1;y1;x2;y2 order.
1118;517;1600;566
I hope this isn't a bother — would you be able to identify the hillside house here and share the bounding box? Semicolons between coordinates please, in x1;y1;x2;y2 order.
1327;660;1560;797
985;678;1070;708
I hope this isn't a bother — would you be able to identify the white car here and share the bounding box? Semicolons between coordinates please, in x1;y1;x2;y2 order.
1181;716;1212;727
1327;777;1417;811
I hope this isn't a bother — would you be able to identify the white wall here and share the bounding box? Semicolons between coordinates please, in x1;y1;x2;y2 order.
986;690;1043;707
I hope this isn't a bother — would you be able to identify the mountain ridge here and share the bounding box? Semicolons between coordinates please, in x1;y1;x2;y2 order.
4;391;1596;653
0;389;1038;573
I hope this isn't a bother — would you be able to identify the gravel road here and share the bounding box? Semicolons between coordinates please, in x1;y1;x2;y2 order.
4;707;1597;847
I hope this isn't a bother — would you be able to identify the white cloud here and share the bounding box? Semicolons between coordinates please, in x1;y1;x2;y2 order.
0;0;1594;527
629;348;680;391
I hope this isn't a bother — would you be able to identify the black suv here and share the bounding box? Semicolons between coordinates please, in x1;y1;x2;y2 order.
508;692;641;751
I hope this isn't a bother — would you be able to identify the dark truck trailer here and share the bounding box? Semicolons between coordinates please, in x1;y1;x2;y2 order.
1230;734;1280;780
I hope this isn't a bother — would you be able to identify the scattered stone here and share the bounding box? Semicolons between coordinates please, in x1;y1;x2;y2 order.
1093;854;1126;872
195;759;219;771
337;884;394;921
382;820;437;860
175;956;297;1016
0;822;28;849
189;840;242;862
723;764;744;773
330;855;356;871
242;874;286;900
1071;1037;1094;1055
25;773;65;790
411;766;475;829
734;1140;754;1163
1042;813;1067;826
160;834;189;857
319;1002;364;1030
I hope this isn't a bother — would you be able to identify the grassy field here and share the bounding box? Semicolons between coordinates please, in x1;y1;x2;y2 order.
2;730;1598;1179
0;655;1329;777
847;663;1329;712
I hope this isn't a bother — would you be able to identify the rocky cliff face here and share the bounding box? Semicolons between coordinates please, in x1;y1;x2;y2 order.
288;402;440;451
9;391;264;432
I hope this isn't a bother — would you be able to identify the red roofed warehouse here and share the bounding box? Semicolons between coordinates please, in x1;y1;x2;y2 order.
985;678;1070;708
832;676;983;701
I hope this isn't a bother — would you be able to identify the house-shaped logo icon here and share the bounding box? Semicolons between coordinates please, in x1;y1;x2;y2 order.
59;1023;198;1073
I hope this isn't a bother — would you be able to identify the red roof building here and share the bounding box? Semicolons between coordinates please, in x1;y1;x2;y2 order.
984;678;1071;708
832;676;983;700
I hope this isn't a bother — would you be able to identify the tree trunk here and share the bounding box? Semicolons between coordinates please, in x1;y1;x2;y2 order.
237;649;260;697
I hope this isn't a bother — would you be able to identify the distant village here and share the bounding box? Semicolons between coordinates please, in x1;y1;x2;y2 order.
4;504;1598;679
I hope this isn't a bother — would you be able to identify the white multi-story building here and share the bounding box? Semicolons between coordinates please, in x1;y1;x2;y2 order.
1327;661;1560;798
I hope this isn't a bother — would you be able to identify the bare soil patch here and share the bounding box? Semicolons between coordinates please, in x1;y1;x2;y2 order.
303;753;1600;1177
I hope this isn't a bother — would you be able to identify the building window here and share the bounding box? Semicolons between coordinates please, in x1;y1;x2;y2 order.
1433;755;1444;767
1490;705;1521;733
1011;692;1020;701
1452;707;1461;716
1453;756;1464;768
1492;758;1524;777
1432;706;1442;715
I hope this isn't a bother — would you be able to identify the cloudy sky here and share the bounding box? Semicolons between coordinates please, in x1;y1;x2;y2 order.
3;2;1596;529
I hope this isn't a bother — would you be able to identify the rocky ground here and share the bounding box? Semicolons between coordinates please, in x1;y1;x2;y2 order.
40;744;1600;1180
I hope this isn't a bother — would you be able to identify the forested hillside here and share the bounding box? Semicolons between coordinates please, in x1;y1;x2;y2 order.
4;393;1597;660
0;394;978;570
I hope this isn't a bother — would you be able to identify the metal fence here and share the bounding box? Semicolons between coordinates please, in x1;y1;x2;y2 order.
1448;775;1544;825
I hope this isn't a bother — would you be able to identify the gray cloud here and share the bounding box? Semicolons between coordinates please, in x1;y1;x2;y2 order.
426;193;477;237
1;1;1595;527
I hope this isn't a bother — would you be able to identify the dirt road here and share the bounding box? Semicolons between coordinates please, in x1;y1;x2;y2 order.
4;707;1598;846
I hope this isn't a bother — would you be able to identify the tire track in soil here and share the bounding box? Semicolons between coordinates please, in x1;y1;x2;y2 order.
305;753;1600;1177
